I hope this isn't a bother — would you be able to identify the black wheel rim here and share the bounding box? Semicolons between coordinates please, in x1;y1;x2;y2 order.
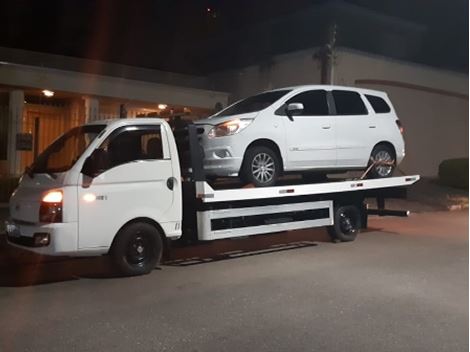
126;232;152;267
338;210;358;235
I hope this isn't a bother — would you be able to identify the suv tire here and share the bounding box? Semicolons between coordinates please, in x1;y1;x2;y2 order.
241;146;280;187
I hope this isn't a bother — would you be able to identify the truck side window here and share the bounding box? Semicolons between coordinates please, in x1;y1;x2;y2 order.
98;126;163;171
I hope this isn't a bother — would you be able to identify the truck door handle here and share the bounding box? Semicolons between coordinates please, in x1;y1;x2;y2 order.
322;126;331;129
167;177;176;190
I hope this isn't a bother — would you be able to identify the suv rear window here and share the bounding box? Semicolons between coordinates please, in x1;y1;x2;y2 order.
365;94;391;113
332;90;368;115
216;90;291;117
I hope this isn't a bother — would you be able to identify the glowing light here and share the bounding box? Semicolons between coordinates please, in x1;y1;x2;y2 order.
83;193;96;202
42;90;55;97
158;104;168;110
42;190;63;203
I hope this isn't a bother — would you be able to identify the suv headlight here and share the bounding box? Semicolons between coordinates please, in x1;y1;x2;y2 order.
208;119;253;138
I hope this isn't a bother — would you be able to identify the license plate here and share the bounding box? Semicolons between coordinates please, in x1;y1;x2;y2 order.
5;221;20;238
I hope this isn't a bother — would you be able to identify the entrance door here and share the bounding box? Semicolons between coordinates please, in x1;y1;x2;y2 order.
282;90;336;170
78;124;175;249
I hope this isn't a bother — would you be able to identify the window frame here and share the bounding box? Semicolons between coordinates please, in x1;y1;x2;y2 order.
331;90;369;116
94;124;169;174
365;94;392;114
275;89;333;117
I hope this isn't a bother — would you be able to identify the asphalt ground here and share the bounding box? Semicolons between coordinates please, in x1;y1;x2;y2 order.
0;210;467;352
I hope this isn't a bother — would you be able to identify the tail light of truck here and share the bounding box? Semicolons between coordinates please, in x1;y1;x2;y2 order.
395;120;404;134
39;190;63;223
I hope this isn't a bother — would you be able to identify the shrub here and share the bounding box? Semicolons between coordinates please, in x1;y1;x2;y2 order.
438;158;469;190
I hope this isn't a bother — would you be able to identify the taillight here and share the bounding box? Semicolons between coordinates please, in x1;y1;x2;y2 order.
39;190;63;223
395;120;404;134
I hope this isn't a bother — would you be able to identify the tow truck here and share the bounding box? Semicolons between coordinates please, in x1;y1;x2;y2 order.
6;118;419;276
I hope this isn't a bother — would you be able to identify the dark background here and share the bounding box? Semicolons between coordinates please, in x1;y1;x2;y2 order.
0;0;468;74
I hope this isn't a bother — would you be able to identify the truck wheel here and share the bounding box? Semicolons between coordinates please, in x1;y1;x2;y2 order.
111;222;163;276
368;144;396;178
327;205;361;242
242;146;280;187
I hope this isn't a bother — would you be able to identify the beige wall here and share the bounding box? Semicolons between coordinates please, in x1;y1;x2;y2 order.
210;48;468;176
335;49;468;176
210;48;322;102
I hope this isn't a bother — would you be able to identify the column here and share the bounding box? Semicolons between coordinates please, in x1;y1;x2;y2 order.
84;97;99;122
7;90;24;176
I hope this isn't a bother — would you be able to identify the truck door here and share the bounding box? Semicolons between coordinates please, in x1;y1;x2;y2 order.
77;124;175;250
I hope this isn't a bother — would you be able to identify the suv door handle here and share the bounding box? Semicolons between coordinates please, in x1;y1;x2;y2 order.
167;177;176;190
369;126;376;129
322;126;331;129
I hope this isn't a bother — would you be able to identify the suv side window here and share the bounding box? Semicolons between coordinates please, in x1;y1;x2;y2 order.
277;90;329;116
332;90;368;115
97;126;164;172
365;94;391;113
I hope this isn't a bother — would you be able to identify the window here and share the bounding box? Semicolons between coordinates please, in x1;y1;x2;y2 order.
97;126;164;171
280;90;329;116
365;94;391;113
332;90;368;115
216;90;291;117
31;125;105;174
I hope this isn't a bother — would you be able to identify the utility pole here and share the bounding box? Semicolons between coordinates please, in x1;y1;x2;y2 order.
314;22;337;84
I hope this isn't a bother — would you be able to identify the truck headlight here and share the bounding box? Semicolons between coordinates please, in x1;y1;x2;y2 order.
208;119;253;138
39;190;63;223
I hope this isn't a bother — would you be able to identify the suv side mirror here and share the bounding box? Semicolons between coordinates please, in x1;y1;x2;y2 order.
285;103;304;121
81;148;108;178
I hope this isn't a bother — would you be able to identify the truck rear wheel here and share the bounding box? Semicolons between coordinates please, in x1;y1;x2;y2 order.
327;205;361;242
110;222;163;276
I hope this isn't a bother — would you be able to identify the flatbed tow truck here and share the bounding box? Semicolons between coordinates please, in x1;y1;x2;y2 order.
6;118;419;276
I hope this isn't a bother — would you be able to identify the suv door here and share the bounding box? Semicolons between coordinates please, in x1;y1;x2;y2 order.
331;90;373;167
279;89;336;170
77;124;175;249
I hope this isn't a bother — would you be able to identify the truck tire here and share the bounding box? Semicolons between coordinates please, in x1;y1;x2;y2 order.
110;222;163;276
241;146;281;187
327;205;361;242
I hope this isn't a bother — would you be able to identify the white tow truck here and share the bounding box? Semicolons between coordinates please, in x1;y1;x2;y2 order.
6;118;419;276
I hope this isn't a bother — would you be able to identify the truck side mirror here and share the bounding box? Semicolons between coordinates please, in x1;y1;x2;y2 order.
81;148;108;178
81;155;96;178
285;103;304;121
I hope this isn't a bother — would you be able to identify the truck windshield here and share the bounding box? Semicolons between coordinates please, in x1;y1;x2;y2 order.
215;90;292;117
30;125;106;174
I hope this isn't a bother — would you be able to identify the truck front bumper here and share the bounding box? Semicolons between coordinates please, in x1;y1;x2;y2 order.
5;220;78;256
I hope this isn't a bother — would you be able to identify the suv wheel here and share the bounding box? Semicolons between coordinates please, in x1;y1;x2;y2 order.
368;144;396;178
242;146;280;187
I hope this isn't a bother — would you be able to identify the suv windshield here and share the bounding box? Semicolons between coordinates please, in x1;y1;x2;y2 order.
31;125;106;174
215;90;291;117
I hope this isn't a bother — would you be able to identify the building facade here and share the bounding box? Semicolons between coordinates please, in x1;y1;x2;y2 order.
0;45;468;178
0;47;229;175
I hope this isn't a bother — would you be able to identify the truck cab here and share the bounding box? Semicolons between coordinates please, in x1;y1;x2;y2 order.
7;119;182;275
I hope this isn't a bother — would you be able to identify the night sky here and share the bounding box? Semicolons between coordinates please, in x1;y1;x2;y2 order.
0;0;468;74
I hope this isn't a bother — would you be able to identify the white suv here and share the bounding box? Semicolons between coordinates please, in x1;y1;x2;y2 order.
196;85;405;186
